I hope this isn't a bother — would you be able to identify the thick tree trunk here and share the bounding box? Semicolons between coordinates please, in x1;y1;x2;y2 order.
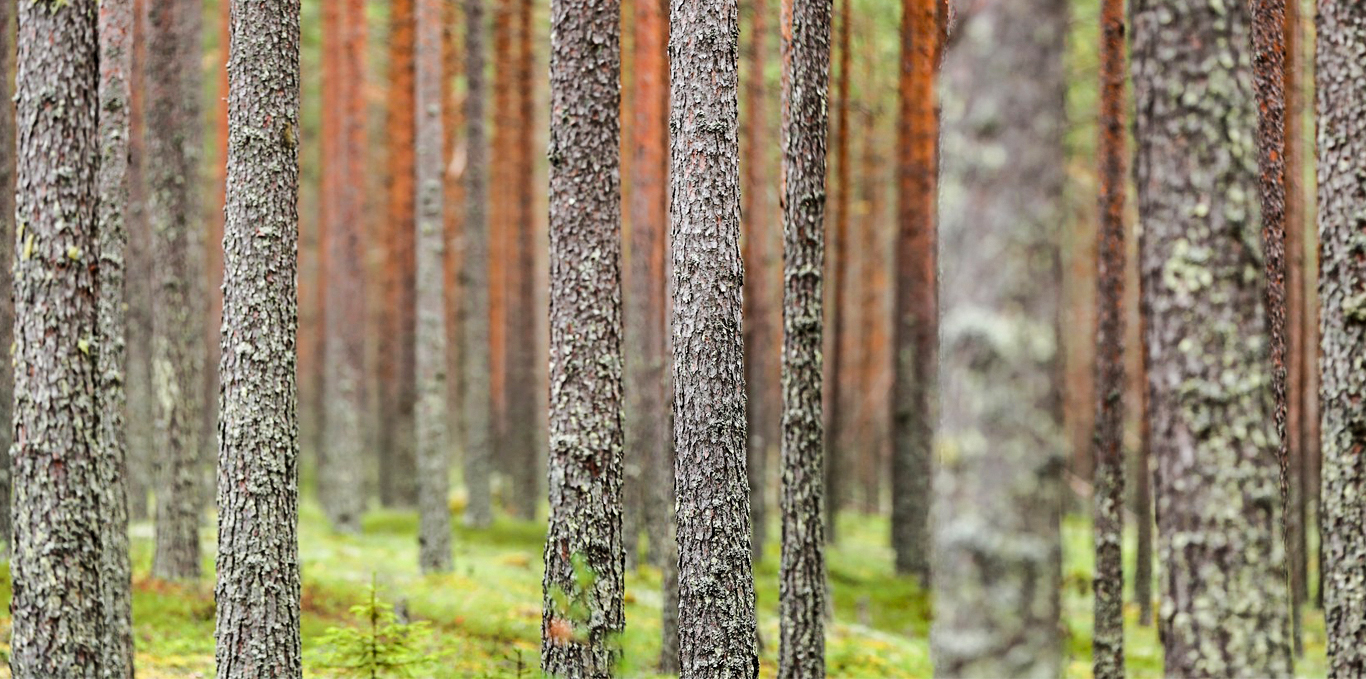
214;0;303;675
463;0;494;529
670;0;760;675
149;0;205;581
0;0;14;554
931;0;1068;675
10;2;103;675
823;0;850;544
97;0;135;675
1317;3;1366;675
1091;0;1127;675
542;0;625;673
1132;0;1294;675
891;0;938;583
778;0;831;675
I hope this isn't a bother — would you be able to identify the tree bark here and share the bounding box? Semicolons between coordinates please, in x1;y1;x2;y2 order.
124;0;153;522
463;0;494;529
670;0;760;675
891;0;938;584
778;0;831;674
98;0;136;675
542;0;625;673
1316;3;1366;675
10;1;103;675
443;0;466;480
823;0;850;544
0;0;15;554
214;0;303;675
1282;0;1306;654
149;0;205;581
1132;0;1294;674
931;0;1068;675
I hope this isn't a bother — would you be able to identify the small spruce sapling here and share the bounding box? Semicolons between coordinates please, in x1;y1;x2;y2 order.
314;576;437;678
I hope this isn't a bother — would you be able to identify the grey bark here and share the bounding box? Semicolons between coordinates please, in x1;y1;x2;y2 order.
931;1;1068;676
1316;4;1366;676
1131;0;1294;675
542;0;626;673
10;2;104;676
214;0;303;675
149;0;204;581
777;0;831;675
0;0;15;555
125;0;152;523
98;0;136;675
670;0;760;676
463;0;493;529
416;0;453;573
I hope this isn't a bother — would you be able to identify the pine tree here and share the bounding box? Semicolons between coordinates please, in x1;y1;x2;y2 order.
823;0;851;543
10;1;103;675
124;0;154;522
543;0;625;672
932;0;1068;674
214;0;304;674
1132;0;1293;674
463;0;494;529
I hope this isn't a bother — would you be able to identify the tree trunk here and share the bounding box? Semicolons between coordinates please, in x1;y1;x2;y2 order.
932;0;1067;674
1282;0;1306;655
149;0;205;581
1317;3;1366;675
742;0;774;563
823;0;851;544
10;2;103;675
124;0;153;522
778;0;831;675
670;0;760;675
489;0;512;476
891;0;938;583
542;0;625;673
97;0;135;675
0;0;14;554
443;0;466;486
1132;0;1294;674
463;0;494;528
1091;0;1127;675
214;0;303;674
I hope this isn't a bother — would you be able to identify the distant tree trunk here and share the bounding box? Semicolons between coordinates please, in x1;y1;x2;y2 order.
463;0;493;528
97;0;135;675
855;106;887;515
443;0;466;476
10;1;103;675
1317;3;1366;675
505;0;538;521
1282;0;1306;655
1133;329;1154;627
1091;0;1127;674
932;0;1067;675
671;0;760;674
542;0;625;671
891;0;937;583
215;0;303;675
489;0;512;473
742;0;774;562
124;0;152;523
778;0;831;674
149;0;204;581
1132;1;1294;675
0;0;14;554
823;0;851;544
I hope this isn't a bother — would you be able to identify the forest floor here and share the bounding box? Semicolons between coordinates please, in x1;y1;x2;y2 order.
0;498;1328;678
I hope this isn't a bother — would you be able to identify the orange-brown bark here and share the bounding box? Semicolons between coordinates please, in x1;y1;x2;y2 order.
489;0;514;458
824;0;852;543
443;0;465;433
1283;0;1306;651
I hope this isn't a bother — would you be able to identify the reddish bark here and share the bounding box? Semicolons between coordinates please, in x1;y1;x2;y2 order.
824;0;852;543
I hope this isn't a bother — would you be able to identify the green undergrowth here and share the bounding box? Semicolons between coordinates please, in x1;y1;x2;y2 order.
0;504;1329;677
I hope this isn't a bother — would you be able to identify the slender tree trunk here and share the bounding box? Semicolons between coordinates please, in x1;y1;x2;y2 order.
891;0;937;583
149;0;204;581
489;0;512;473
1133;339;1154;627
778;0;831;674
124;0;152;522
463;0;494;528
1317;3;1366;675
10;1;103;675
932;0;1067;674
214;0;303;674
1282;0;1306;655
1091;0;1127;674
823;0;851;543
742;0;773;562
671;0;760;674
443;0;466;483
855;106;887;515
97;0;135;675
0;0;15;554
543;0;625;672
1132;0;1294;674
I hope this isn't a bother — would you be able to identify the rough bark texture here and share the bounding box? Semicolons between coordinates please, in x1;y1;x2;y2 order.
1131;0;1294;675
1317;3;1366;675
670;0;760;675
0;0;15;552
463;0;494;529
1091;0;1126;675
98;0;136;675
741;0;773;562
777;0;831;674
542;0;625;673
931;1;1067;675
10;1;104;675
416;0;453;573
214;0;303;675
823;0;850;543
891;0;938;584
149;0;204;582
